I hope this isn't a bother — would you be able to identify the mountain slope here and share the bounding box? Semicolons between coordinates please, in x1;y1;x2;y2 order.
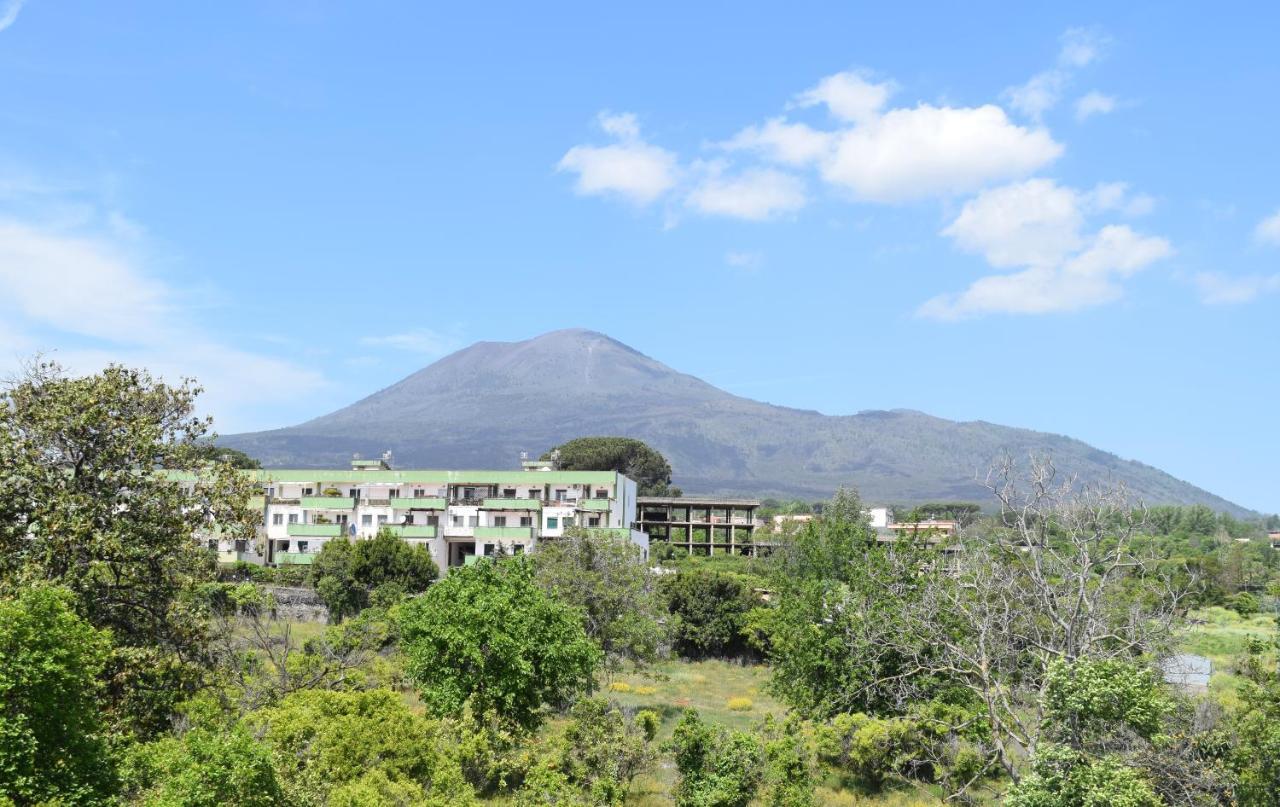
221;329;1248;514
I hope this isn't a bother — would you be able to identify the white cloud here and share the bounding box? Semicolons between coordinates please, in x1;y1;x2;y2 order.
1004;27;1111;120
720;118;834;167
792;71;894;124
943;179;1084;268
1075;91;1117;121
0;217;325;432
557;112;679;205
1193;272;1280;305
725;251;764;271
1084;181;1154;216
1255;209;1280;246
0;0;25;33
686;168;806;220
923;180;1172;319
359;329;461;356
820;104;1062;202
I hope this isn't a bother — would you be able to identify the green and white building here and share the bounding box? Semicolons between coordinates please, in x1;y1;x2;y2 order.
205;458;647;569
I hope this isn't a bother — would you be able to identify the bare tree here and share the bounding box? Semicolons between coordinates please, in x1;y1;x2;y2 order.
892;454;1192;789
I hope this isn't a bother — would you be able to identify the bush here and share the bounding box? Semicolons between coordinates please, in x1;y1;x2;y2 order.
662;570;758;660
121;724;282;807
727;697;754;712
668;709;763;807
1228;591;1261;617
0;586;116;805
609;681;634;693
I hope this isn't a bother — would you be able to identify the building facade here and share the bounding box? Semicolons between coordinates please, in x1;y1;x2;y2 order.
202;461;646;570
635;496;766;556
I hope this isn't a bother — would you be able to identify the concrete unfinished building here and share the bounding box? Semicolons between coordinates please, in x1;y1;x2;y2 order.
635;496;768;556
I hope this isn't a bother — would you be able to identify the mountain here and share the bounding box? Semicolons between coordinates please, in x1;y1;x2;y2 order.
221;329;1248;515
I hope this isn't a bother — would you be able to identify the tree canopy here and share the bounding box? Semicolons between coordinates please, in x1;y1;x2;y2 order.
311;529;439;621
542;436;681;496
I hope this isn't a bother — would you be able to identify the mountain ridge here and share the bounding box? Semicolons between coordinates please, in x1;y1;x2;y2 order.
221;329;1250;516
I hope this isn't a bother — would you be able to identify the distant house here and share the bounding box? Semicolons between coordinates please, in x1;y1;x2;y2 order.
887;519;959;539
1269;530;1280;549
1161;654;1212;693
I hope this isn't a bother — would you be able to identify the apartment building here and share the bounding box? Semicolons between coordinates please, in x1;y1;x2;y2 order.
635;496;768;556
199;460;646;570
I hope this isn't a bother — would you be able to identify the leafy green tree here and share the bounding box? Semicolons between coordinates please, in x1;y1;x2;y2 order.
0;586;116;805
533;697;658;805
249;688;473;806
533;529;664;672
542;436;681;496
311;529;438;621
668;709;763;807
1229;637;1280;805
662;570;758;660
192;443;262;468
0;361;257;735
397;558;601;731
1006;745;1161;807
761;716;816;807
120;723;282;807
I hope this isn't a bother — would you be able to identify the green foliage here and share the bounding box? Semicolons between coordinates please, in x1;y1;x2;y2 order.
0;586;116;805
543;436;681;496
249;688;473;806
1006;745;1161;807
662;570;758;660
1230;636;1280;805
815;712;919;789
0;362;257;736
120;723;281;807
1042;659;1171;748
1229;591;1261;617
761;716;816;807
533;529;665;671
668;709;764;807
535;697;658;805
311;529;439;622
192;443;262;469
396;557;600;731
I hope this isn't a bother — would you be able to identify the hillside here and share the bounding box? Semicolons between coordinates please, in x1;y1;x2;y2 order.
221;329;1248;514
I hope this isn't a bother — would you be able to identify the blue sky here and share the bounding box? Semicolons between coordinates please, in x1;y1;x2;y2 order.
0;2;1276;512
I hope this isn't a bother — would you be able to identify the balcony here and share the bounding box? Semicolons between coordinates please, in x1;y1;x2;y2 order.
578;498;611;512
299;496;354;510
392;497;446;510
287;523;344;538
482;498;542;510
442;524;476;538
387;525;437;539
275;551;317;565
474;526;534;540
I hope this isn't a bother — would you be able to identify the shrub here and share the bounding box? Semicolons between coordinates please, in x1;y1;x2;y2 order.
727;697;754;711
609;681;634;693
634;685;658;696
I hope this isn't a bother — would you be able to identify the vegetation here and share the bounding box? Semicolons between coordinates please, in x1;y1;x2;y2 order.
6;360;1280;805
542;436;682;496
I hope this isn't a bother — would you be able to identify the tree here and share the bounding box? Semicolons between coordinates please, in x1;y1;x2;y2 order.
311;529;439;621
396;557;601;731
542;436;681;496
668;709;763;807
662;570;758;660
532;529;664;672
249;688;473;806
0;361;257;735
192;443;262;469
120;723;282;807
0;586;116;805
536;697;658;805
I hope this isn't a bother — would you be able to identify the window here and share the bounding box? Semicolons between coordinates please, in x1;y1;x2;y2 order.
555;489;567;501
404;514;414;524
272;514;283;526
389;489;399;498
207;539;217;550
349;489;360;498
596;489;608;499
336;514;348;525
564;516;575;528
414;489;425;498
513;544;525;555
377;515;388;525
467;516;478;527
547;517;559;529
529;489;540;499
362;514;373;526
427;515;439;527
588;517;600;527
303;487;314;496
503;488;516;498
234;539;247;552
452;515;463;527
298;541;309;553
493;516;507;527
520;516;532;527
483;544;495;556
288;513;298;524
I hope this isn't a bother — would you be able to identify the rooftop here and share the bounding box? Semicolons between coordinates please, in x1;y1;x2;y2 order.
637;496;761;507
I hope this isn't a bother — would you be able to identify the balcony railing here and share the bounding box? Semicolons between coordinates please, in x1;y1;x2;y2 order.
275;551;317;565
481;498;542;510
386;525;437;539
474;526;534;540
287;523;343;537
299;496;354;510
391;497;446;509
577;498;611;511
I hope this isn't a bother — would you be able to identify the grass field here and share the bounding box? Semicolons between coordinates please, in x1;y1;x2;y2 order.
1179;605;1278;707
